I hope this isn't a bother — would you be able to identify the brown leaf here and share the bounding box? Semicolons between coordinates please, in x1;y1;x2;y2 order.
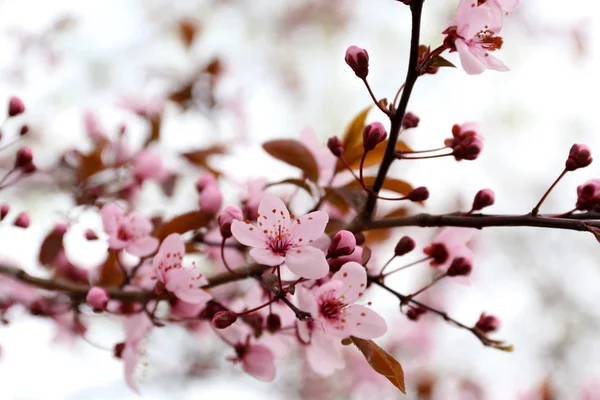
38;229;65;266
265;178;313;195
345;176;414;197
96;249;124;287
178;19;199;48
350;336;406;394
77;140;108;183
335;105;372;172
364;207;408;245
338;140;413;173
182;144;227;176
262;139;320;182
169;83;194;106
429;55;456;69
325;218;346;235
325;186;367;212
153;210;210;242
143;115;162;147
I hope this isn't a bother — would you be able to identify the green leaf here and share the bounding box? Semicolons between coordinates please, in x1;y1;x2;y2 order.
350;336;406;394
265;178;313;195
262;139;320;182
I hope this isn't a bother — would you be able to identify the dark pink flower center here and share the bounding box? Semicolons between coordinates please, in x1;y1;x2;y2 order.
266;225;293;256
117;225;134;241
318;290;345;321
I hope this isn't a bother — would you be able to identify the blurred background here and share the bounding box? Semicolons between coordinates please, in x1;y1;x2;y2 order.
0;0;599;399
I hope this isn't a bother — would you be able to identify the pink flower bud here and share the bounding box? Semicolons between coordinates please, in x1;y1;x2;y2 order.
446;123;484;161
7;96;25;117
199;184;223;214
345;45;369;79
86;287;109;312
328;246;364;272
472;188;495;211
85;229;99;241
447;256;473;277
0;204;9;221
196;174;218;192
327;230;356;258
475;313;500;333
212;310;238;329
402;112;420;130
407;186;429;202
423;243;449;266
406;305;427;321
566;144;592;171
394;236;415;256
266;313;282;333
13;212;30;228
362;122;387;151
19;125;29;136
327;136;343;157
218;205;244;239
576;179;600;211
14;147;33;169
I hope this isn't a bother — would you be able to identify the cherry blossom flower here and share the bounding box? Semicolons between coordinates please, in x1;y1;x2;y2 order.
152;233;212;304
101;203;159;257
231;195;329;279
132;149;168;182
119;313;154;392
444;0;509;75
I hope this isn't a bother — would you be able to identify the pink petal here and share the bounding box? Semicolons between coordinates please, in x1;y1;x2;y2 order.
165;268;211;304
297;287;319;342
108;236;127;250
152;233;185;281
123;344;140;393
257;195;291;232
306;329;345;377
434;227;477;249
331;261;367;304
242;344;276;381
344;304;388;339
290;210;329;244
126;236;159;257
310;234;331;252
101;203;124;234
249;247;285;266
457;6;495;39
482;53;510;72
285;246;329;279
128;212;154;236
455;39;486;75
231;220;266;248
496;0;519;11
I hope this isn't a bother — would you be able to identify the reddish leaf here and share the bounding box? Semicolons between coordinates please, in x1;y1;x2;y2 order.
169;83;194;106
96;249;124;287
350;336;406;394
361;246;372;265
335;105;372;172
323;188;350;214
325;186;367;212
77;140;108;183
324;218;346;235
182;144;227;176
383;207;409;219
153;210;210;242
265;178;313;195
346;176;414;197
340;140;413;173
262;139;320;182
38;230;65;266
365;207;408;245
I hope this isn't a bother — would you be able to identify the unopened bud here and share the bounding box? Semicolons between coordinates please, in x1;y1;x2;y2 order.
7;96;25;117
566;144;592;171
407;186;429;202
327;230;356;258
402;112;420;130
446;123;484;161
423;243;449;266
362;122;387;151
266;313;282;333
345;45;369;79
447;257;473;277
218;205;244;238
19;125;29;136
14;147;33;169
475;313;500;333
576;179;600;211
0;204;9;221
199;185;223;215
212;310;238;329
394;236;415;256
196;174;217;192
327;136;343;157
472;189;495;211
86;287;109;312
406;305;427;321
13;212;30;228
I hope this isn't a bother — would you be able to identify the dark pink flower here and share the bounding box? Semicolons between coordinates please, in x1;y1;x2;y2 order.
231;195;329;279
101;203;158;257
327;230;356;258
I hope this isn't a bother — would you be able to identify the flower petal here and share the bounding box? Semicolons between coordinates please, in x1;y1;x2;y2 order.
455;39;486;75
165;268;211;304
344;304;388;339
128;212;154;236
331;261;367;304
101;202;124;234
126;236;159;257
305;329;345;377
249;248;285;266
242;344;276;381
231;220;266;248
482;53;509;72
152;233;185;281
290;210;329;244
257;195;291;232
285;246;329;279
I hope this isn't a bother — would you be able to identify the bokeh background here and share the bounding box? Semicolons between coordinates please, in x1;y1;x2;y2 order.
0;0;599;399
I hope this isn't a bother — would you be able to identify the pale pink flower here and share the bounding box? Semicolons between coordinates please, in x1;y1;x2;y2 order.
121;313;154;392
132;149;168;182
152;233;212;304
101;203;159;257
445;0;509;75
231;195;329;279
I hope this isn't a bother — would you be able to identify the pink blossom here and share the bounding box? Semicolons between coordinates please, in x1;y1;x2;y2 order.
445;0;509;75
101;203;159;257
120;313;154;392
152;233;212;304
300;127;337;187
132;149;168;182
297;261;387;339
231;195;330;279
86;287;109;311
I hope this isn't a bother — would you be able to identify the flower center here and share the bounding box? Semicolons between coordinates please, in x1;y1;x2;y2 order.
266;225;292;256
318;290;345;321
476;30;503;51
117;225;134;241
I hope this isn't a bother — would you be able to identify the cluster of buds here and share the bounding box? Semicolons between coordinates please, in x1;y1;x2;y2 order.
566;144;592;172
445;123;484;161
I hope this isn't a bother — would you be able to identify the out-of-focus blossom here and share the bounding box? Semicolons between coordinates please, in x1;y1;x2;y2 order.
101;203;158;257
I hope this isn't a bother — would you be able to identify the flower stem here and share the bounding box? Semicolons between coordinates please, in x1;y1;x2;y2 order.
531;168;567;216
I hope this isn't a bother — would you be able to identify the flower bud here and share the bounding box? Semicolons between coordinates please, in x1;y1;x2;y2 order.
199;185;223;215
447;256;473;277
566;144;592;171
19;125;29;136
402;112;420;130
266;313;282;333
327;230;356;258
328;246;363;272
406;305;427;321
327;136;343;157
472;188;495;211
576;179;600;211
345;45;369;79
14;147;33;169
407;186;429;202
423;243;449;267
13;212;30;228
212;311;238;329
475;313;500;333
446;123;484;161
196;174;218;192
85;229;99;241
0;204;9;221
7;96;25;117
218;205;244;238
86;287;109;312
394;236;415;256
362;122;387;151
354;232;366;246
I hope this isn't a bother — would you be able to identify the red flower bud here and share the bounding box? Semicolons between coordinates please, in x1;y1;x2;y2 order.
394;236;415;256
472;188;495;211
566;144;592;171
362;122;387;151
7;96;25;117
423;243;449;266
407;186;429;202
218;205;244;239
86;287;109;312
345;45;369;79
14;147;33;169
0;204;9;221
576;179;600;211
266;313;282;333
475;313;501;333
446;123;484;161
354;232;366;246
327;230;356;258
447;257;473;277
13;212;30;228
19;125;29;136
406;305;427;321
212;311;238;329
402;112;420;130
327;136;344;157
